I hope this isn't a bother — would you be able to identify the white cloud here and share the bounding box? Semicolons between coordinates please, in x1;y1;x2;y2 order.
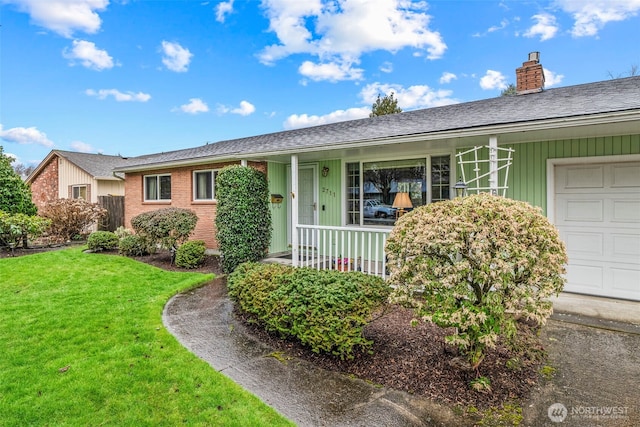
299;60;363;82
160;41;193;72
216;0;234;22
284;81;458;130
232;100;256;116
175;98;209;114
0;124;54;147
473;18;509;37
523;13;558;41
439;72;457;84
360;82;458;109
70;141;95;153
556;0;640;37
4;0;108;38
543;68;564;87
479;70;508;90
379;61;393;73
284;107;370;130
85;89;151;102
217;100;256;116
258;0;446;82
63;40;115;70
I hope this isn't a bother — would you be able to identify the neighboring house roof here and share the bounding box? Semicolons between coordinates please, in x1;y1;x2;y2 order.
112;76;640;172
27;150;131;184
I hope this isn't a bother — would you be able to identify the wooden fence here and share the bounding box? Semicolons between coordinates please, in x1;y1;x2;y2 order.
98;195;124;231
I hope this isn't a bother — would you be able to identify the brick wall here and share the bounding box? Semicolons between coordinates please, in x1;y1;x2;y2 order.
124;161;267;250
29;156;59;212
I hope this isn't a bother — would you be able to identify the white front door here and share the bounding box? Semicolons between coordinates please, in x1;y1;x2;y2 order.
554;161;640;301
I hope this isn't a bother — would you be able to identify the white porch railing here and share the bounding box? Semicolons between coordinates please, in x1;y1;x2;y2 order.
294;224;391;279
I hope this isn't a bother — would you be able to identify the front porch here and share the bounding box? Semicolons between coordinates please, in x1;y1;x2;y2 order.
265;224;391;279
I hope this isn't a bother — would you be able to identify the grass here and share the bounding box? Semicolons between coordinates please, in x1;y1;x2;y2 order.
0;248;293;426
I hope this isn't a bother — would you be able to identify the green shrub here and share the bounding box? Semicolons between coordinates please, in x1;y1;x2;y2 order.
87;231;119;252
227;262;390;360
215;165;271;273
114;226;133;239
386;193;567;370
0;211;50;248
40;198;107;242
130;208;197;252
118;234;151;256
175;240;206;269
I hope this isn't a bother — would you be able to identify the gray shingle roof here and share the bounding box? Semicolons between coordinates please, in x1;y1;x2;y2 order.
116;76;640;171
54;150;130;179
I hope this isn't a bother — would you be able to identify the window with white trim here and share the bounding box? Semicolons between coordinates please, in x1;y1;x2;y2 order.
193;169;219;201
144;174;171;201
346;155;451;226
72;185;87;200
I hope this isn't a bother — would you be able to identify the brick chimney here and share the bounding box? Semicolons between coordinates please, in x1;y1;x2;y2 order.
516;52;545;95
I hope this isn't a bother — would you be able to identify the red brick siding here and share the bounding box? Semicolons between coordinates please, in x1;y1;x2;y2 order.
29;157;59;212
124;161;267;250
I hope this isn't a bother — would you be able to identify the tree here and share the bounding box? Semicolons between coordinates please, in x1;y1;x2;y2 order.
500;83;517;96
12;163;36;180
607;64;639;79
369;92;402;117
0;146;37;215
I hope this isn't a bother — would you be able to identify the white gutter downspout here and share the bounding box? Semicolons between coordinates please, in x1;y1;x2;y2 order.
291;154;299;267
489;135;498;195
240;159;247;167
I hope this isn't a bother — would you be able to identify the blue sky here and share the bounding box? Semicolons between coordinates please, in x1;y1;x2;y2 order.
1;0;639;168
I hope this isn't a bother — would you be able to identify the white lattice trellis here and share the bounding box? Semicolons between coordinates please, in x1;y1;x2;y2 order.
456;143;515;197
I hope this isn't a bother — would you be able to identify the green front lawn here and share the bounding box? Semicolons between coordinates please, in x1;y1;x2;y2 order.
0;248;293;426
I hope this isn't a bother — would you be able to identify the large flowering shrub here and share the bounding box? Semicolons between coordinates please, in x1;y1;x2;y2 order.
40;198;107;242
386;193;567;369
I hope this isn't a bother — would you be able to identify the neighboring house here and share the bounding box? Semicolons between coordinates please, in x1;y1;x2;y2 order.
27;150;129;230
114;54;640;302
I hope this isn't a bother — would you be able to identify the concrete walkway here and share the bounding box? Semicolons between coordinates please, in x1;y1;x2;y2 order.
164;280;640;426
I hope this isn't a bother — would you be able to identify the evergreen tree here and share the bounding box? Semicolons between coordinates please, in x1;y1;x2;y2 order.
0;146;37;215
370;92;402;117
501;83;517;96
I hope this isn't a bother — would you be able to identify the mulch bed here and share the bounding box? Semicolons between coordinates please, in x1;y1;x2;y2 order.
2;246;545;410
238;306;544;410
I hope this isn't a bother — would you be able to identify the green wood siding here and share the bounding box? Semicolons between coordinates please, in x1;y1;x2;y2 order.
267;162;288;254
458;134;640;215
318;159;342;227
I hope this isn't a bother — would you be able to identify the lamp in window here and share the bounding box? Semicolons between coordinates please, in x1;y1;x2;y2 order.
392;192;413;218
454;180;468;197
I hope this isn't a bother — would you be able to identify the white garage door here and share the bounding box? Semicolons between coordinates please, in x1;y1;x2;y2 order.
555;161;640;301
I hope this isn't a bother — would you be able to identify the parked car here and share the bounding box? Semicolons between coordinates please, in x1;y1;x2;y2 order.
363;199;397;218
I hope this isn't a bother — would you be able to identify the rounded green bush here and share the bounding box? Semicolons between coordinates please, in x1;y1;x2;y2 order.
227;262;390;360
175;240;206;269
118;234;151;256
130;208;198;251
87;231;119;252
